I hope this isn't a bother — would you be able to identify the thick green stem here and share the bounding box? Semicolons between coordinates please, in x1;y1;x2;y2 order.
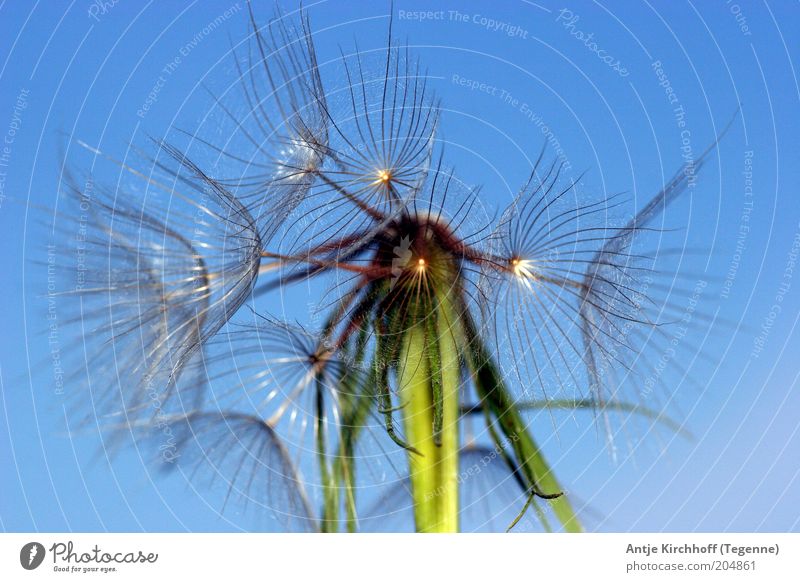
398;295;460;533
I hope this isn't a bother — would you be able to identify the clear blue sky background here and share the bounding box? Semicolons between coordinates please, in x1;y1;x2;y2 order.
1;0;799;532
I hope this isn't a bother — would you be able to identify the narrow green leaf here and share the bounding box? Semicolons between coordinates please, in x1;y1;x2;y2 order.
462;398;692;439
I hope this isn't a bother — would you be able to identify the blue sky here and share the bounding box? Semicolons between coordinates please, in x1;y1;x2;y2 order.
1;0;799;532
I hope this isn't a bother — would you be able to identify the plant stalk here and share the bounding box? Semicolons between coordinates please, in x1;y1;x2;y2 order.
398;294;460;532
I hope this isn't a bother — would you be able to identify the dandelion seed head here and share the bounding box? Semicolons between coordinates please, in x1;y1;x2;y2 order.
56;3;722;532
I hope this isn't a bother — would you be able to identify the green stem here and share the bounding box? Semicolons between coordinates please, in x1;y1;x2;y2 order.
316;377;338;532
461;307;583;533
436;295;460;531
398;294;460;532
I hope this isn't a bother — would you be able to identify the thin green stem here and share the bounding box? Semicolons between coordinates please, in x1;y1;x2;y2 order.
316;377;338;532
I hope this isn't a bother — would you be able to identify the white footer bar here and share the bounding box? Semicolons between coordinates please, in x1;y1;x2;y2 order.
1;533;797;580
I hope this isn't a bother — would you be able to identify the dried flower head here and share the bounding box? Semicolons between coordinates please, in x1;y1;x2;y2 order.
55;6;723;532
